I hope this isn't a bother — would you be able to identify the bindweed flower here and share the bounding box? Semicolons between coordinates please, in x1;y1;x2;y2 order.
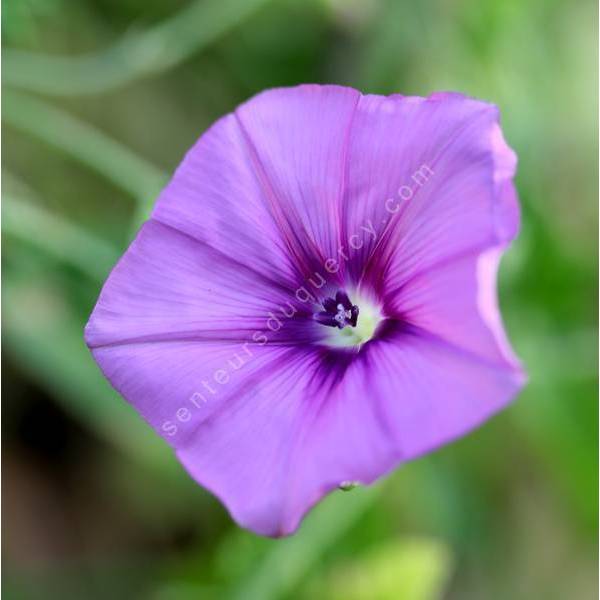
85;85;525;537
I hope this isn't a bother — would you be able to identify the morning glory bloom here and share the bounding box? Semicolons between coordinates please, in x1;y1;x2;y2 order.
85;84;525;537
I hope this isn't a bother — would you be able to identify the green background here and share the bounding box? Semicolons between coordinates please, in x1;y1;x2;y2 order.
2;0;597;598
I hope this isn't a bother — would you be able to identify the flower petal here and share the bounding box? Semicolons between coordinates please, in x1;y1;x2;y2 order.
89;338;301;455
234;84;360;270
151;104;299;287
387;245;524;374
287;327;523;532
332;326;524;465
342;92;518;288
85;219;314;349
167;326;523;536
89;339;329;536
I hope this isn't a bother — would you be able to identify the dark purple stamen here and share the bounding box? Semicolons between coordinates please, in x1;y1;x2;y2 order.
315;290;359;329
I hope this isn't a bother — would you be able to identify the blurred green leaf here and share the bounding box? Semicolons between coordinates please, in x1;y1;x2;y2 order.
3;192;120;281
230;485;382;600
1;0;64;43
3;89;167;203
2;0;274;95
313;537;454;600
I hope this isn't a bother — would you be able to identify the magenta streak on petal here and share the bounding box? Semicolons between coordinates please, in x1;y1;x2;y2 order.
342;94;506;297
233;112;325;281
234;85;361;282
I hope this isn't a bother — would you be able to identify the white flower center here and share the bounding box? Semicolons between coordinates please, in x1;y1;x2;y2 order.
325;293;383;348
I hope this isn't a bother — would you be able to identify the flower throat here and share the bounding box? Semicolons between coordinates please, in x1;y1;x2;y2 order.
315;290;382;348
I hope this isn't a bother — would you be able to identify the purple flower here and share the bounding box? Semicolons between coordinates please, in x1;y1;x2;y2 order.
85;84;525;537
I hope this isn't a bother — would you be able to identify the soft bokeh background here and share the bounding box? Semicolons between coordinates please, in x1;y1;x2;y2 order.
2;0;598;598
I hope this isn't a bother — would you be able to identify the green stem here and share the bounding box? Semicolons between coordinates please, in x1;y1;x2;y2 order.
230;486;380;600
3;89;167;203
3;193;121;281
2;0;272;95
